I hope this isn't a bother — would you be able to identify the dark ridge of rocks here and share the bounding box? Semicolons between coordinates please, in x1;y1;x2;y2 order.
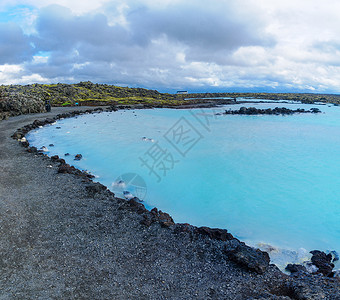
285;264;308;274
10;107;114;142
121;198;149;215
222;106;322;115
86;182;108;197
310;250;335;277
26;146;38;153
50;155;60;162
57;163;78;174
196;226;234;241
226;244;271;274
57;163;94;180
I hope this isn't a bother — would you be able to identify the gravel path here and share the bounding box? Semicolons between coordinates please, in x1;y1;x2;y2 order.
0;107;339;299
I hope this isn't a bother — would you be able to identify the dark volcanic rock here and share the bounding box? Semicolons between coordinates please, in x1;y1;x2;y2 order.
223;106;321;116
310;107;321;113
86;182;107;197
139;207;175;227
196;226;234;241
310;250;335;277
11;131;24;140
27;146;38;153
58;163;78;174
20;141;29;148
126;198;148;214
74;154;82;160
0;91;45;120
285;264;307;274
151;207;175;227
226;245;270;274
50;155;60;162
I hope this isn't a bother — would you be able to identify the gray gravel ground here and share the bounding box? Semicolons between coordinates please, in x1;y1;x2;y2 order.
0;107;339;299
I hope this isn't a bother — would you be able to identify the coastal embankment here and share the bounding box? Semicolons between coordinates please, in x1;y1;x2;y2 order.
1;107;340;299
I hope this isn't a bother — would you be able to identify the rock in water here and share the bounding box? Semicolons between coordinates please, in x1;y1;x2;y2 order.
226;245;270;274
74;154;82;160
123;191;134;200
285;263;307;274
310;250;335;277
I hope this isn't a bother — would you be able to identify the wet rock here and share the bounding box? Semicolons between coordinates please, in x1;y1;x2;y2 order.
20;141;29;148
131;196;142;202
285;264;307;274
49;144;54;147
56;127;61;129
173;223;196;235
139;207;175;227
310;250;335;277
39;146;48;152
57;163;78;174
74;154;82;161
33;119;44;127
64;153;70;156
195;226;234;241
151;207;175;227
126;198;147;214
310;107;321;113
50;155;60;161
223;107;322;116
226;245;270;274
11;131;24;140
27;146;38;153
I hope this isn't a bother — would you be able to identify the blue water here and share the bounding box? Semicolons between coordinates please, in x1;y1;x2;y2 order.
27;103;340;268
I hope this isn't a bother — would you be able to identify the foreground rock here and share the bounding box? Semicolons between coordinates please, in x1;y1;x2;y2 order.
226;244;270;274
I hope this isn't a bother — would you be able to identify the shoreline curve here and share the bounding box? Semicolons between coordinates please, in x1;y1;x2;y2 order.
1;105;339;299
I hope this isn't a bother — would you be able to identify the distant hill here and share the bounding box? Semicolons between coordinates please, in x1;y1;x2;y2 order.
1;82;340;120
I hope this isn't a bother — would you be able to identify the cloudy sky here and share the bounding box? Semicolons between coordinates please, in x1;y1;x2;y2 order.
1;0;340;93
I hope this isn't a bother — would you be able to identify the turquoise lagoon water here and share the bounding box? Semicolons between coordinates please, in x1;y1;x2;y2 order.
27;103;340;268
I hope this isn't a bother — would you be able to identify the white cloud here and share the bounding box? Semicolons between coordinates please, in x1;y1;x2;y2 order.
1;0;340;92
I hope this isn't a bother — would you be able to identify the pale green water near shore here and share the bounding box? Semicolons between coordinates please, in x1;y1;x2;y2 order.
27;103;340;268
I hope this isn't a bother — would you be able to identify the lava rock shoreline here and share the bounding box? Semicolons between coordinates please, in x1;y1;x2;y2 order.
220;106;321;115
2;105;340;299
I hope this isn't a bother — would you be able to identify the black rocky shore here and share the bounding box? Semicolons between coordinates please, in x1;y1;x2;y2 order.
221;106;321;115
1;106;339;299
